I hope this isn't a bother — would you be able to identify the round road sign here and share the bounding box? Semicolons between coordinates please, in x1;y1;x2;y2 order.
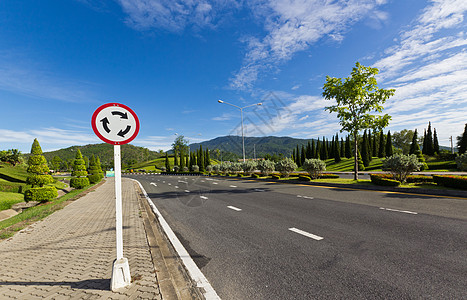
91;103;140;145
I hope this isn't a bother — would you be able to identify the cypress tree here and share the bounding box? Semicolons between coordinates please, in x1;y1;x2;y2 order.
458;123;467;154
180;149;185;170
426;122;434;156
306;141;312;159
198;146;205;172
368;131;373;161
185;155;189;169
433;128;439;155
174;150;178;167
205;148;210;168
292;148;296;164
409;129;418;155
321;137;328;160
361;130;370;167
422;129;427;155
385;131;393;157
372;130;378;157
340;137;345;157
345;135;352;158
87;154;103;183
330;136;335;159
316;138;321;159
413;139;428;171
311;140;316;159
165;153;170;172
354;149;365;171
301;145;306;166
378;131;385;158
334;134;341;163
295;145;301;166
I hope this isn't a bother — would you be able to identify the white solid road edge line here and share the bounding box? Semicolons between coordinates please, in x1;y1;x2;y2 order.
289;227;324;241
379;207;418;215
134;180;220;300
227;205;242;211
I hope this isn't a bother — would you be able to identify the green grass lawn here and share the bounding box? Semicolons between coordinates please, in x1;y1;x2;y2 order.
0;192;24;211
0;164;28;182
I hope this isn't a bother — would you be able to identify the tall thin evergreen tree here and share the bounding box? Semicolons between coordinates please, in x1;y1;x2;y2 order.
426;122;434;155
361;130;370;167
385;131;393;157
301;145;306;166
410;129;418;155
457;123;467;154
345;135;352;158
378;131;385;158
433;128;439;155
422;129;427;155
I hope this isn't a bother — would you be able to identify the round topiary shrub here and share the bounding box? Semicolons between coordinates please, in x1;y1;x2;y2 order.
24;186;58;203
87;174;102;184
70;177;90;189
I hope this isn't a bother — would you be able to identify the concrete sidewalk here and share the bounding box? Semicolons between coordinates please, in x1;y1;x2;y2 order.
0;178;162;299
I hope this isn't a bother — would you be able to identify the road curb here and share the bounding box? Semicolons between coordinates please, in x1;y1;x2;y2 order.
134;179;220;300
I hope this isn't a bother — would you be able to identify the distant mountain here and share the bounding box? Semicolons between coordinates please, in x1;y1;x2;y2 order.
41;143;162;169
189;135;315;158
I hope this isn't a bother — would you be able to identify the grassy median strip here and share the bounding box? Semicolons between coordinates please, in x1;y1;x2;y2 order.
0;183;99;240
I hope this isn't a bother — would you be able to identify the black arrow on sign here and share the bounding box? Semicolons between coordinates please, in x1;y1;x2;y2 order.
112;111;128;119
117;125;131;137
100;117;111;133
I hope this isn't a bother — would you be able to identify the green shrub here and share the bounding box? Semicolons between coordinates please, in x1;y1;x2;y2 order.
26;174;54;187
251;174;260;178
271;175;281;180
299;175;311;181
257;160;275;176
237;173;243;177
302;159;326;179
275;158;297;177
383;154;422;183
70;177;90;189
87;174;102;184
370;174;401;186
432;175;467;190
24;186;58;203
241;161;257;175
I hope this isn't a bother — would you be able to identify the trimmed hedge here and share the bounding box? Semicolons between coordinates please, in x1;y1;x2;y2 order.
320;173;340;179
87;174;102;184
299;175;311;181
271;175;281;180
251;174;260;178
433;175;467;190
370;174;401;186
406;175;433;183
70;177;90;189
0;181;25;193
24;186;58;203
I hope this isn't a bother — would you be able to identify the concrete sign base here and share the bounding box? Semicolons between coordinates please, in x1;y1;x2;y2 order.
110;257;131;291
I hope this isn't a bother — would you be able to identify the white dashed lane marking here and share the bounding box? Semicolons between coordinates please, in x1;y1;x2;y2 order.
227;206;242;211
289;227;323;241
379;207;418;215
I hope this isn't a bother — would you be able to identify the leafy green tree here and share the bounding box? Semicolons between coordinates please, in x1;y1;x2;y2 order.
257;160;275;176
393;129;415;155
323;62;394;179
386;131;393;157
50;155;62;172
457;123;467;154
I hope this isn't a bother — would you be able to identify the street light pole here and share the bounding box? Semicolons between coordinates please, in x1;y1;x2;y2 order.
218;100;262;162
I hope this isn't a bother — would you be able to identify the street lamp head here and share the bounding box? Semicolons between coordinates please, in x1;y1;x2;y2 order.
218;100;224;103
257;103;263;106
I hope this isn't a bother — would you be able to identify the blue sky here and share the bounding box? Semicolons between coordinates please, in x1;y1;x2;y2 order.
1;0;466;153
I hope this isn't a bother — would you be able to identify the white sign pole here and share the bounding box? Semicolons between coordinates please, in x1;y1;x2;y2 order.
114;145;123;260
110;144;131;291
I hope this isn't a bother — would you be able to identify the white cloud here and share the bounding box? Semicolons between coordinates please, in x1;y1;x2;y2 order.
117;0;241;32
231;0;388;89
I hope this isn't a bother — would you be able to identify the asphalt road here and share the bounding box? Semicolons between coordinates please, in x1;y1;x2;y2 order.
127;174;467;300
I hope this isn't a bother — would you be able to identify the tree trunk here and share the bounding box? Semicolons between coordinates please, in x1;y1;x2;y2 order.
353;132;359;180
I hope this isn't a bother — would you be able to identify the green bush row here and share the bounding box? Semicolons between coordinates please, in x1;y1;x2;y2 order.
0;181;24;193
24;186;58;203
87;174;103;184
299;175;311;181
370;174;401;186
432;175;467;190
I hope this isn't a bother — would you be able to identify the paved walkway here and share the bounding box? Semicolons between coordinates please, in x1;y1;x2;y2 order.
0;178;162;299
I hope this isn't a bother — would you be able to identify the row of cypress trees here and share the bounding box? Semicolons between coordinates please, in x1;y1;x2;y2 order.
292;130;393;168
164;145;211;172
